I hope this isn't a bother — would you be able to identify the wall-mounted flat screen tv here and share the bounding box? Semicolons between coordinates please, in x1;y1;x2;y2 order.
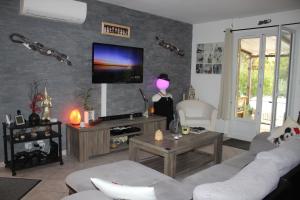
92;43;143;83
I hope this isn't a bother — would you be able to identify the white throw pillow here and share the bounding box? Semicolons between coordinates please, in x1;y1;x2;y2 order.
268;117;300;145
90;178;157;200
193;159;280;200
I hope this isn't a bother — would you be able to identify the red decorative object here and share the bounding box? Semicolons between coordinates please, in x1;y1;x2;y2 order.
30;93;44;113
28;81;44;113
69;109;81;125
293;128;300;135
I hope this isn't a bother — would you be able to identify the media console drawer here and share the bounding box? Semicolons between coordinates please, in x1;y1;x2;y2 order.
66;115;166;162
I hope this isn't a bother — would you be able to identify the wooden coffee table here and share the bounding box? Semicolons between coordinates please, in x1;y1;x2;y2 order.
129;131;223;177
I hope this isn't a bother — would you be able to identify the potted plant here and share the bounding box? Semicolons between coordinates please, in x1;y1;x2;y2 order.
79;88;95;124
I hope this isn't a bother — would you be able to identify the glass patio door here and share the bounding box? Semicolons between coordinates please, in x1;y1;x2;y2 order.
271;27;294;129
233;27;294;134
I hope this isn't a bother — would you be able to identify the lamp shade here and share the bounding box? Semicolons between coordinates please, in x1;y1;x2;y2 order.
69;109;81;125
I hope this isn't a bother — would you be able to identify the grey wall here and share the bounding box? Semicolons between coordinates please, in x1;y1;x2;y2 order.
0;0;192;161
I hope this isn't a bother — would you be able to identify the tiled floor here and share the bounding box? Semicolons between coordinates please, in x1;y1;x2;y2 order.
0;145;246;200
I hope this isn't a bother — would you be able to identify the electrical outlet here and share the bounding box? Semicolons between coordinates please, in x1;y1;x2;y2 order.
24;142;32;150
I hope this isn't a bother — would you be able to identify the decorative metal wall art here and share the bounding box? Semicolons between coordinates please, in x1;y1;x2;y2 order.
9;33;72;66
155;36;184;57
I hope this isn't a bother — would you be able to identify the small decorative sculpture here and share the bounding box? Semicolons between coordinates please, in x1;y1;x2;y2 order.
9;33;72;66
155;129;164;141
41;87;52;121
155;36;184;57
187;85;196;100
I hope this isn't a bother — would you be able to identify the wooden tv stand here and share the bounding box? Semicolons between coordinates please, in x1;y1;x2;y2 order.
66;115;166;162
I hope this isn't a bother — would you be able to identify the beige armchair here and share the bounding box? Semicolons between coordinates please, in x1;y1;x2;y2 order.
176;100;217;131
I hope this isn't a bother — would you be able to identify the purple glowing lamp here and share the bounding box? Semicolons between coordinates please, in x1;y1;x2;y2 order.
156;74;170;90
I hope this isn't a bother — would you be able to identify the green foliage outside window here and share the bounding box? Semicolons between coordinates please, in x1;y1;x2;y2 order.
237;52;289;99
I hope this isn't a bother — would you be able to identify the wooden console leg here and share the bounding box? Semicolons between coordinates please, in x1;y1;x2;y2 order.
129;141;139;162
214;134;223;164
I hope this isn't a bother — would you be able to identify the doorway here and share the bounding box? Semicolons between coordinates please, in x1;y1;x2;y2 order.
233;26;294;133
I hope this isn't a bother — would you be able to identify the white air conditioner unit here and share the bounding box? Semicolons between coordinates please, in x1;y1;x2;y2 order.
20;0;87;24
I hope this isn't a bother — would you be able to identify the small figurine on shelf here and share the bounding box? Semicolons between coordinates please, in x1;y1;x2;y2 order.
14;133;20;141
31;127;37;138
41;87;52;121
44;126;51;136
20;134;25;140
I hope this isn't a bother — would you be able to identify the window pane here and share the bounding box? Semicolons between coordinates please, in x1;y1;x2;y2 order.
260;36;276;132
235;38;260;120
275;30;292;127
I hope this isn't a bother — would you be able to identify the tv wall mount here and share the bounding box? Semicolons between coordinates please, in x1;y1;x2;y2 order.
9;33;72;66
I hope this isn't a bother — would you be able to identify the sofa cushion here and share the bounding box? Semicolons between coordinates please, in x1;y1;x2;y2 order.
62;180;192;200
154;179;191;200
268;117;300;145
66;160;172;192
249;132;276;155
182;164;240;193
90;178;157;200
193;158;280;200
62;190;111;200
222;151;255;169
257;137;300;177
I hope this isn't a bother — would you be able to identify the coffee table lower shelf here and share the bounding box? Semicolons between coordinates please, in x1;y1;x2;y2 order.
140;151;214;176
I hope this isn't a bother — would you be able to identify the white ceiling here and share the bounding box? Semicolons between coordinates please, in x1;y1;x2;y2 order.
96;0;300;24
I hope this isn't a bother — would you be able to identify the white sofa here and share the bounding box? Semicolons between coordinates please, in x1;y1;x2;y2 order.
176;100;217;130
63;133;300;200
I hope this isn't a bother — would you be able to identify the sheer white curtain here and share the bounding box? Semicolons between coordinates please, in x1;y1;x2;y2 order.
217;28;233;120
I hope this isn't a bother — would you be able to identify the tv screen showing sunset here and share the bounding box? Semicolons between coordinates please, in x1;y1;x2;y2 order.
92;43;143;83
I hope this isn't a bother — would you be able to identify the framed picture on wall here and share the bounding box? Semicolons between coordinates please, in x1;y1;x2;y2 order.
196;42;224;74
101;22;131;38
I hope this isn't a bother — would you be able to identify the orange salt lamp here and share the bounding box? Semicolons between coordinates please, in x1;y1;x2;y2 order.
69;109;81;125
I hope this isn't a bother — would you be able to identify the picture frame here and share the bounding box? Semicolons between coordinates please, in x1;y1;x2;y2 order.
15;115;25;126
196;42;224;74
101;22;131;38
